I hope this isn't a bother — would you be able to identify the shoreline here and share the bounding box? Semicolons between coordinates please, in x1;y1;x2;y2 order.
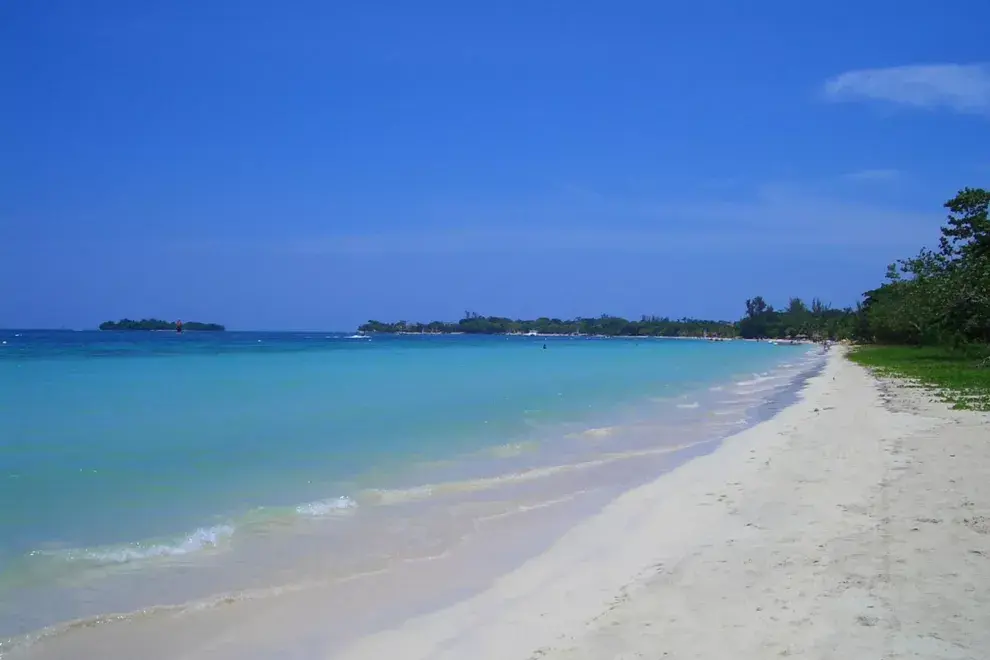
1;348;822;658
334;348;990;659
332;351;852;659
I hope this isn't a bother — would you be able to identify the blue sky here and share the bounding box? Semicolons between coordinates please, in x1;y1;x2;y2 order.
2;1;989;330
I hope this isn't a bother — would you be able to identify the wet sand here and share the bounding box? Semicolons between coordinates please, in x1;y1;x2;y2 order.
335;349;990;659
3;353;832;659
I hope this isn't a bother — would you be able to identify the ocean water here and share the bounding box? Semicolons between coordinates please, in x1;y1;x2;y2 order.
0;330;822;654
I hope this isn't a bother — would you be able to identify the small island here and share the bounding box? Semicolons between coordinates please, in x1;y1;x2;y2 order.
99;318;226;332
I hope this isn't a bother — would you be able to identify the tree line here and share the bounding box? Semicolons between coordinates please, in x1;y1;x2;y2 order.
360;187;989;345
359;304;849;340
360;314;739;338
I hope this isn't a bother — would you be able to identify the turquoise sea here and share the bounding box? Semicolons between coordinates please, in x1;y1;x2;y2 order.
0;330;822;652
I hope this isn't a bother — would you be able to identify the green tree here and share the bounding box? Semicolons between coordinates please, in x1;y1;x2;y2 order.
940;187;990;263
855;187;990;346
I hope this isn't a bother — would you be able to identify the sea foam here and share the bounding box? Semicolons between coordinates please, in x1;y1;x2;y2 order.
294;496;358;517
43;525;236;565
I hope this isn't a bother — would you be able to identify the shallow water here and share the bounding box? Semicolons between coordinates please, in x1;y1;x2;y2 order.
0;330;821;652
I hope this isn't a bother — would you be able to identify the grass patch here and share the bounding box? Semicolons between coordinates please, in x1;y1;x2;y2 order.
848;344;990;411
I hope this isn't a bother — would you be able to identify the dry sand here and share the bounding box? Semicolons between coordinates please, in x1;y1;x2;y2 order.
10;350;989;659
336;349;990;660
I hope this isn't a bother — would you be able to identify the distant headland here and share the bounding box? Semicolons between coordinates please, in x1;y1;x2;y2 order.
356;297;861;340
359;314;736;338
99;319;226;332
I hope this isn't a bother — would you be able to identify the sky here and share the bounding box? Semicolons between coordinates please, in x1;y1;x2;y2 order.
2;1;989;330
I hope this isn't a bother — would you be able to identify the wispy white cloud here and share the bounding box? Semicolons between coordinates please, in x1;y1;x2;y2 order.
823;63;990;115
842;168;901;182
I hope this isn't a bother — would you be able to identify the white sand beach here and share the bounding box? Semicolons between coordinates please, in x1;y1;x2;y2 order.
9;349;989;660
336;349;990;660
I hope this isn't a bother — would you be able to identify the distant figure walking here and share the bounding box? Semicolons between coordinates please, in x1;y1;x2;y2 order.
176;319;183;334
